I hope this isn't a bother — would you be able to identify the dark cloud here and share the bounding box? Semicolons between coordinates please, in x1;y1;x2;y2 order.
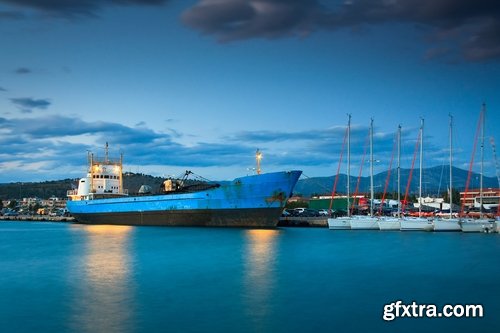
15;67;32;74
0;0;168;17
322;0;500;62
10;97;51;111
0;87;7;92
182;0;500;62
182;0;324;41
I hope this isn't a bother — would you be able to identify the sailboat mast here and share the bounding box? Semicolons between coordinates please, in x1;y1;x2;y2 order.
347;114;351;217
449;114;453;219
480;104;485;218
370;118;374;216
419;118;424;217
397;125;401;218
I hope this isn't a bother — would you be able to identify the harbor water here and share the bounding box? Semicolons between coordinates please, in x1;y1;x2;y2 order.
0;222;498;333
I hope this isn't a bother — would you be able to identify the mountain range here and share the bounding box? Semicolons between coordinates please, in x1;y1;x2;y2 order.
294;166;499;197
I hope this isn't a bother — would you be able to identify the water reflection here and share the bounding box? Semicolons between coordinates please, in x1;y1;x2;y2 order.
243;229;280;328
70;225;135;333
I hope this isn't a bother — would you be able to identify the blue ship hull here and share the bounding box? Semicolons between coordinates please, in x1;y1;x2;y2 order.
67;171;302;227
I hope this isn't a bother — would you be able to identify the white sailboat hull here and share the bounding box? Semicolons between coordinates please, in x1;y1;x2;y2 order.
377;218;401;230
350;216;379;230
400;218;433;231
433;219;461;231
328;217;351;230
460;219;497;233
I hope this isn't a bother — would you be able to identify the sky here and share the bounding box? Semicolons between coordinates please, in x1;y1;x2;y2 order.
1;0;499;184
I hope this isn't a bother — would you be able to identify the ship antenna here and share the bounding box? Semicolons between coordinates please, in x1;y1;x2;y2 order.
256;149;262;175
105;142;109;163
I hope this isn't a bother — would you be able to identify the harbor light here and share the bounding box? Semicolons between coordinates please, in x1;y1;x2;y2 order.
256;149;262;175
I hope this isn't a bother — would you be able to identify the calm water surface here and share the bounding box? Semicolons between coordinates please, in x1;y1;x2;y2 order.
0;222;498;333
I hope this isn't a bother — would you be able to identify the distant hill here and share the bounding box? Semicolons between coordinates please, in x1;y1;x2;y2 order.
0;166;498;200
294;166;499;197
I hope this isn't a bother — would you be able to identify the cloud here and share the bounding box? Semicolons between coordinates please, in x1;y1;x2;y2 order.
182;0;500;62
0;0;169;17
0;87;6;92
0;114;462;183
10;97;51;111
15;67;32;74
182;0;323;41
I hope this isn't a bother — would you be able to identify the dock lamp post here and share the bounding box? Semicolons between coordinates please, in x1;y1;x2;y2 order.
256;149;262;175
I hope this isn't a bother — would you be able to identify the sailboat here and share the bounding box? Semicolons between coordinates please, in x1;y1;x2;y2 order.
400;118;434;231
433;115;461;231
459;104;497;233
378;125;402;231
350;118;379;229
328;115;352;230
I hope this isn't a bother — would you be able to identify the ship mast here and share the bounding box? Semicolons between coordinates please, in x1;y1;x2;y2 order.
370;118;374;217
480;104;485;218
419;118;424;218
347;114;351;217
105;142;109;164
449;114;453;219
397;125;401;218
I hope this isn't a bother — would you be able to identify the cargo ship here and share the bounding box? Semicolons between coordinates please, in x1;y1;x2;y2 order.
66;145;301;227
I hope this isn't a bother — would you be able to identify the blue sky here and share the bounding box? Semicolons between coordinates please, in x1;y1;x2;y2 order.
1;0;499;183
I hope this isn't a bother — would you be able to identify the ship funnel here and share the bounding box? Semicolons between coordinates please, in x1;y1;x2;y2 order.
77;177;91;196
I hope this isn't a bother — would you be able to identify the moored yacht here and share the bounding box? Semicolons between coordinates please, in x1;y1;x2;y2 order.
328;217;351;230
328;115;353;230
350;215;379;230
400;217;434;231
459;104;498;233
459;218;497;233
378;125;402;231
434;115;461;232
349;119;379;230
433;218;461;231
378;217;401;230
400;119;433;231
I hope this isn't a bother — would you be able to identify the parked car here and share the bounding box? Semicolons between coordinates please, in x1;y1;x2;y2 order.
293;208;307;216
299;209;320;217
317;209;330;216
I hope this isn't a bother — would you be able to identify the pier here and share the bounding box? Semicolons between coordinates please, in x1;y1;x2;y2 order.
0;215;75;222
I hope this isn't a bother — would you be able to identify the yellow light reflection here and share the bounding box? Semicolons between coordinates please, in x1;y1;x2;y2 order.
243;229;280;327
70;224;134;333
